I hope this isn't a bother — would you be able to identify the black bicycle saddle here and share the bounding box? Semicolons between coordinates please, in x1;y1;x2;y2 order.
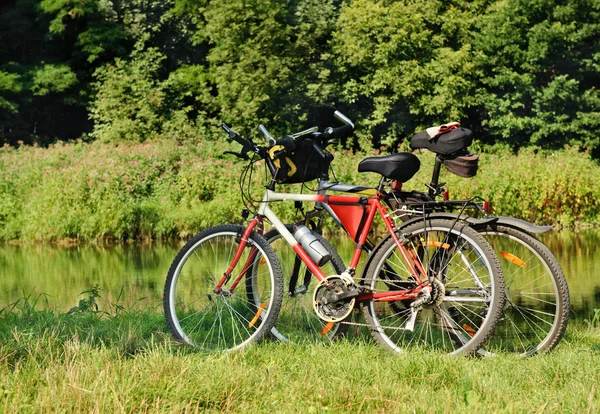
358;152;421;183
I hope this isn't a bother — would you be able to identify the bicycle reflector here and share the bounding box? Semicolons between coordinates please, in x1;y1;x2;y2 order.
320;321;335;336
248;303;266;328
483;201;491;213
443;190;449;201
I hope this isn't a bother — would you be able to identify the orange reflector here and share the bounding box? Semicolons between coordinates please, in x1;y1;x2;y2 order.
320;321;335;337
248;303;266;328
260;249;276;264
500;251;527;268
462;324;476;337
423;241;450;249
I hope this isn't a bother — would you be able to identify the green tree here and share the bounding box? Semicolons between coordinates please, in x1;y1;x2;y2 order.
179;0;341;136
0;0;128;145
472;0;600;151
331;0;487;149
90;45;167;142
0;0;201;145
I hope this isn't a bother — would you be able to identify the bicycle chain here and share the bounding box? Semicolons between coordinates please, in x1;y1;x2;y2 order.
334;276;442;332
338;313;447;331
339;318;422;332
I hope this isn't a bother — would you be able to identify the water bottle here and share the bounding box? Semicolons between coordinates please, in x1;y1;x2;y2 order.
293;225;331;266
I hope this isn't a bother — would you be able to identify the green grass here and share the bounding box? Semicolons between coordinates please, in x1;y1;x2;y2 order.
1;298;599;412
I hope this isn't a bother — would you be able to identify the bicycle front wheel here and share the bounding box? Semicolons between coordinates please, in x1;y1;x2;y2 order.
163;224;283;352
362;219;505;356
481;225;570;356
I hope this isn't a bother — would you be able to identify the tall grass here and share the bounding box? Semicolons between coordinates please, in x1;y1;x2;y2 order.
0;296;599;412
1;139;599;242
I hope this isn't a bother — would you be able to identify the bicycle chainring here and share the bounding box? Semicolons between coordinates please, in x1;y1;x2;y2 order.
312;275;356;322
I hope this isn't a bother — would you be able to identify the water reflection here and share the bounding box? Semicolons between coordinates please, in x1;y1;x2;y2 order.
0;230;598;321
539;230;600;321
0;242;183;312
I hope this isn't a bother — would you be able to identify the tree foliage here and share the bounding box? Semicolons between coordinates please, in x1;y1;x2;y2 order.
473;0;600;151
331;0;487;149
1;0;599;154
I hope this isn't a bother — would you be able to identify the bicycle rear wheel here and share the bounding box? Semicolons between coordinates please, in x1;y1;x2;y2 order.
480;225;569;356
260;225;349;344
362;219;505;356
163;224;283;352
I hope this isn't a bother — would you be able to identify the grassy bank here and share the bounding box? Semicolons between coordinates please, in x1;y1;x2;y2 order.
0;299;599;412
1;139;599;242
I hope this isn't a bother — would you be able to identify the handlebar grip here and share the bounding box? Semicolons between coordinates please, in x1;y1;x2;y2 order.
271;135;295;150
221;122;253;150
221;123;236;139
325;124;354;140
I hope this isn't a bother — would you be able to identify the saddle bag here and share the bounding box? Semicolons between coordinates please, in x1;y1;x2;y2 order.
443;152;479;178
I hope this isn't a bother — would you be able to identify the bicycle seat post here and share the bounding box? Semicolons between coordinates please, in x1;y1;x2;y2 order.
428;155;444;198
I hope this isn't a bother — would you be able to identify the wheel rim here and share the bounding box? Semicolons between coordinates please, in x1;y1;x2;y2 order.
168;231;277;352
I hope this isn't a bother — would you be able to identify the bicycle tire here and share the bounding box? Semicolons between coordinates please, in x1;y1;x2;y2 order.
163;224;283;352
362;219;505;356
480;225;570;356
259;225;349;344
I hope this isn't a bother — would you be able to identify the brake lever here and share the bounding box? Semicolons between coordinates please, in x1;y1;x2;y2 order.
223;151;250;160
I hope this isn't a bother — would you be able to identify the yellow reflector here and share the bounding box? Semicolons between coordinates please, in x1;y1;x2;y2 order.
422;241;450;249
500;251;527;268
320;322;335;337
462;324;476;337
248;303;266;328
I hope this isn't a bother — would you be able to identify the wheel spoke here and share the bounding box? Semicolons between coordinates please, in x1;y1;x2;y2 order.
164;227;282;352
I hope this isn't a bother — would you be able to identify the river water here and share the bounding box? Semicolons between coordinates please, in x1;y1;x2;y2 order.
0;230;598;321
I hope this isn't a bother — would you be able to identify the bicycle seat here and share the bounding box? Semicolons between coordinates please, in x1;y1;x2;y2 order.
410;128;473;155
358;152;420;182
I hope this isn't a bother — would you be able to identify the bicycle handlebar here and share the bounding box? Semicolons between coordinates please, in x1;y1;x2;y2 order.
333;110;354;128
221;123;248;147
221;110;354;160
324;123;353;141
271;135;295;150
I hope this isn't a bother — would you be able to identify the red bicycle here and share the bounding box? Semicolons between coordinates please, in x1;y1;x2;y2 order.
163;118;506;355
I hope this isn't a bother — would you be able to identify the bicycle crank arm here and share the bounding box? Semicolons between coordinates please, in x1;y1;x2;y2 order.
328;286;361;302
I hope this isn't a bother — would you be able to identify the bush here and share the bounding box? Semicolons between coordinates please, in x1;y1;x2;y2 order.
0;140;598;242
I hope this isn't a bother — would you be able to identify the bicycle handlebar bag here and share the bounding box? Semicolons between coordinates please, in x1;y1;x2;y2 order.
268;140;331;184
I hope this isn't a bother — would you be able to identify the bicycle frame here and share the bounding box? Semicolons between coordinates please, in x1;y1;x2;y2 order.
215;188;432;304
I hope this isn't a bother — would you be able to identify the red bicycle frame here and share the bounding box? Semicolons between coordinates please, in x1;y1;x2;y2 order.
215;189;432;303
